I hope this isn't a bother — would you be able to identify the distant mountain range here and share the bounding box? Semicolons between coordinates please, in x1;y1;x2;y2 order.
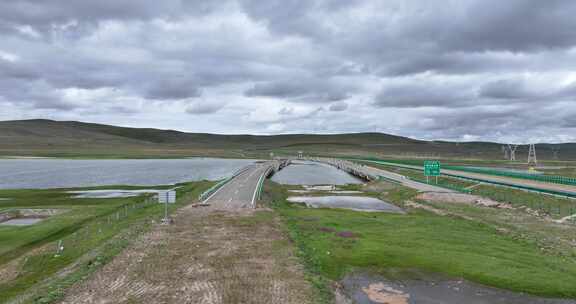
0;119;574;160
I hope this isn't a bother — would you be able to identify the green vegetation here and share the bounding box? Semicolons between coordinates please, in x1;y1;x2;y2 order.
265;181;576;299
472;185;576;219
3;119;576;160
0;181;213;303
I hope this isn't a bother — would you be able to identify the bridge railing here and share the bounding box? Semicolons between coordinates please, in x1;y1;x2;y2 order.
198;165;253;202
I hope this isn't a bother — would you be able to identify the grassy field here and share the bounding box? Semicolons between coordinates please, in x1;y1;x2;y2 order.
3;119;576;160
264;180;576;299
0;181;213;303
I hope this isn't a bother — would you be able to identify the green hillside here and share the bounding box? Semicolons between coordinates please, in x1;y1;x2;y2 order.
0;119;574;161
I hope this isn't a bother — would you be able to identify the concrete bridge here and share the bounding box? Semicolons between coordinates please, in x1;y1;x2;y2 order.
304;157;455;193
202;159;288;209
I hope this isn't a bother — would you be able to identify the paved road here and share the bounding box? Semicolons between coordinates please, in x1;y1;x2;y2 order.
204;162;277;209
362;165;456;192
365;160;576;196
310;158;455;193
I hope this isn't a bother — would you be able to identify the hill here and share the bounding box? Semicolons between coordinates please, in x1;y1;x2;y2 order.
0;119;574;160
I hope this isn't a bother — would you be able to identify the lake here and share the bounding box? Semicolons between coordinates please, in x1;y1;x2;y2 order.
271;160;362;185
0;158;256;189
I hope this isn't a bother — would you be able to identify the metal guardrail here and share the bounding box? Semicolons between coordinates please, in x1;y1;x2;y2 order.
198;166;252;201
444;166;576;187
350;157;576;187
353;159;576;198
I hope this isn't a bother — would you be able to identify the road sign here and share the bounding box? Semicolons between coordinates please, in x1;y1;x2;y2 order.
424;161;441;177
158;190;176;204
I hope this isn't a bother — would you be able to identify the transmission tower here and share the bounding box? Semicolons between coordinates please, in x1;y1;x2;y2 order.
507;144;518;161
527;144;537;166
552;147;560;160
502;145;509;160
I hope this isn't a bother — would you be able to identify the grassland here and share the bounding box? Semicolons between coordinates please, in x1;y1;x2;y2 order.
2;119;576;160
0;181;213;303
264;180;576;299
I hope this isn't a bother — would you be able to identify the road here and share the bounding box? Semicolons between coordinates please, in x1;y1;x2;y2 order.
309;157;455;193
60;159;313;304
363;160;576;197
203;161;277;209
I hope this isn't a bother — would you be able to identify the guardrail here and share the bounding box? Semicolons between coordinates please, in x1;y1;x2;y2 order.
198;166;252;202
352;158;576;198
444;166;576;187
350;157;576;187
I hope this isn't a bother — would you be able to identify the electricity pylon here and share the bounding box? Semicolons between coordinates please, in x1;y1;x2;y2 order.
508;144;518;161
502;145;509;160
552;147;560;160
527;144;537;166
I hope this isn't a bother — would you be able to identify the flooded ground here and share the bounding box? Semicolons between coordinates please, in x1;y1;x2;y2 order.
0;208;63;226
341;273;576;304
0;158;255;189
0;218;44;226
68;189;166;199
272;161;362;185
287;196;404;213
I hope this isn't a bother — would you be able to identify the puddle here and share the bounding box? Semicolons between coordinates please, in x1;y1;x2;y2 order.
0;208;65;226
341;273;576;304
289;190;363;194
68;189;166;199
0;218;44;226
287;196;404;213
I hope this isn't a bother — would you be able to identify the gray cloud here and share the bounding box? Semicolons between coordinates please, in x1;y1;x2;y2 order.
329;102;348;112
0;0;576;142
186;101;225;115
245;78;351;102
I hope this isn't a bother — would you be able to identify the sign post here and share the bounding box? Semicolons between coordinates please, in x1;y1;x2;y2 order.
424;161;441;184
158;190;176;224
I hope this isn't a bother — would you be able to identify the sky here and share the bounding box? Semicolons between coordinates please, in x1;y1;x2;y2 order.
0;0;575;143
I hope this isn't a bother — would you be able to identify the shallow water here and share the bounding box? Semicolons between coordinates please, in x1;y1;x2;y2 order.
0;158;255;189
342;273;576;304
272;161;362;185
68;189;166;199
287;196;404;213
0;218;44;226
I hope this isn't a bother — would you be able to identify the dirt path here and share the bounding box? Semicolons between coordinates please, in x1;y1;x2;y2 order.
60;204;314;304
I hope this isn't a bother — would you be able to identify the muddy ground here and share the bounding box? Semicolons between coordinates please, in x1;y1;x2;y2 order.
60;205;314;304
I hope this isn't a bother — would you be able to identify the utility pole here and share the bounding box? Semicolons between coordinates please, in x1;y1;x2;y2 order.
527;144;537;166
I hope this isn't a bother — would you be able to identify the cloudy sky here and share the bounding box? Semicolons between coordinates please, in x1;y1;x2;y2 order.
1;0;575;143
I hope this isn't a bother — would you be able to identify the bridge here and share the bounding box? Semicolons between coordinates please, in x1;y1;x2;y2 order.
201;160;288;208
304;157;456;193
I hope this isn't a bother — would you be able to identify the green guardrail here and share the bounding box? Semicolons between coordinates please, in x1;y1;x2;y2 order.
353;157;576;187
443;166;576;187
256;167;273;201
354;158;576;199
198;177;231;201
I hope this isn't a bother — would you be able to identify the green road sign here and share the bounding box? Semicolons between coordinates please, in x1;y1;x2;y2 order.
424;161;441;177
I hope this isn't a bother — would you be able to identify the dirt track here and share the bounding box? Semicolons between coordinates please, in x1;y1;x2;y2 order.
60;204;313;304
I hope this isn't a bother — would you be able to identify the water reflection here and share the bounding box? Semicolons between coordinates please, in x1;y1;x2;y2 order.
287;196;404;213
272;161;362;185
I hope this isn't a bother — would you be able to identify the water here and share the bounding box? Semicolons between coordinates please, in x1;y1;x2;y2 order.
272;161;362;185
0;158;255;189
341;273;576;304
0;218;44;226
68;189;169;199
287;196;404;213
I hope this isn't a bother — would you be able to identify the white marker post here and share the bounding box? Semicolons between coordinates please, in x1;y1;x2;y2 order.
158;190;176;224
